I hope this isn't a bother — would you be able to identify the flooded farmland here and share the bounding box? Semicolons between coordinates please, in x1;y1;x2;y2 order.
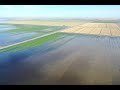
1;32;120;85
0;24;66;47
1;5;120;85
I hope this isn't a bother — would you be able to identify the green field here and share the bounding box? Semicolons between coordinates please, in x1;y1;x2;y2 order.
5;24;66;33
0;23;67;34
0;32;63;53
0;23;67;47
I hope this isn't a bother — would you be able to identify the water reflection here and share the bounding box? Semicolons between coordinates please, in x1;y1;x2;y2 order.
0;33;120;84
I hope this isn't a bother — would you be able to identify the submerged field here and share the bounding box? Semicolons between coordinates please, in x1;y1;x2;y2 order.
1;32;120;84
0;24;67;47
1;21;120;85
0;33;63;52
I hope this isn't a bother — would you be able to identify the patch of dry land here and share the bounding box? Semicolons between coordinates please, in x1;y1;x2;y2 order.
7;20;87;26
61;23;120;37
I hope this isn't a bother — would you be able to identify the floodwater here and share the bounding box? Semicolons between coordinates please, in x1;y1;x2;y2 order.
0;28;14;32
0;25;16;32
0;33;120;85
0;32;39;46
0;24;66;47
0;24;40;46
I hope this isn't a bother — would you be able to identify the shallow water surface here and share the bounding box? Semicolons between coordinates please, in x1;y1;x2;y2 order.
0;33;120;85
0;32;38;46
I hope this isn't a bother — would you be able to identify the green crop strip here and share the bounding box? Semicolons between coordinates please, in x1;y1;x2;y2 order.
0;32;62;53
6;25;64;33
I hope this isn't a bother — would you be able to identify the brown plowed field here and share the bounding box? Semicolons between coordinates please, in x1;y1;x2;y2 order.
61;23;120;37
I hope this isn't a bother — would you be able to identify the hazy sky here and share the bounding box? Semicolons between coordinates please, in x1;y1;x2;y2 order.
0;5;120;19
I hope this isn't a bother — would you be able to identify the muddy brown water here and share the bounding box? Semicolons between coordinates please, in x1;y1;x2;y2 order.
0;33;120;85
